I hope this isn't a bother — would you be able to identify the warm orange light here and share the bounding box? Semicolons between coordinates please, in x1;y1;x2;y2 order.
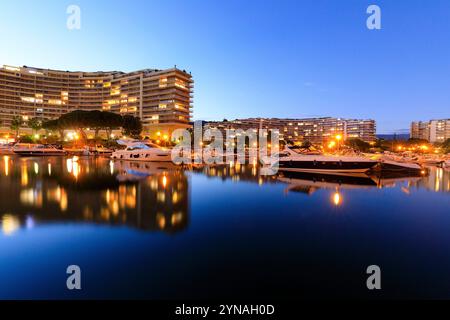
335;134;343;141
332;191;342;206
328;141;336;148
162;176;168;188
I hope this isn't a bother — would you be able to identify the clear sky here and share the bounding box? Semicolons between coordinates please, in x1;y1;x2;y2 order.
0;0;449;133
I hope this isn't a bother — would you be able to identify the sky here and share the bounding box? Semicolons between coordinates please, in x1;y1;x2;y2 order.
0;0;449;134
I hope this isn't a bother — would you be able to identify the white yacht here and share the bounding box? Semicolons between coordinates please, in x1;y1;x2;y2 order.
83;145;114;156
111;141;172;162
13;144;67;156
0;144;14;155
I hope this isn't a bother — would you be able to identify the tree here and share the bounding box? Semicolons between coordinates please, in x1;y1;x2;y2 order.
28;117;42;135
89;110;104;139
442;138;450;154
122;115;142;138
301;140;312;149
10;116;22;137
59;110;92;141
345;138;371;152
102;111;123;139
42;119;65;139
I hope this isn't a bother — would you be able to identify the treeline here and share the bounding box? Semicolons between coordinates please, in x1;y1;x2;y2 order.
41;110;143;140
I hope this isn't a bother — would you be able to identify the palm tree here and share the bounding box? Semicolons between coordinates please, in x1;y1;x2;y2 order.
28;117;42;135
10;116;22;137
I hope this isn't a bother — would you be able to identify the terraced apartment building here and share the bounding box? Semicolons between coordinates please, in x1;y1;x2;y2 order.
0;65;193;138
411;119;450;143
204;117;376;144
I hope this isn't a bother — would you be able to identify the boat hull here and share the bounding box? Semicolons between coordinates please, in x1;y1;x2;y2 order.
13;151;67;156
111;151;172;162
278;160;378;174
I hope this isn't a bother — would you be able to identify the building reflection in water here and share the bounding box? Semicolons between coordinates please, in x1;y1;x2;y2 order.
0;155;449;235
0;156;189;236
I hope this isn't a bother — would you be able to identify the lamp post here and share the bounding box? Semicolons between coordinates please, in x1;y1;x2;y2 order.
335;134;343;152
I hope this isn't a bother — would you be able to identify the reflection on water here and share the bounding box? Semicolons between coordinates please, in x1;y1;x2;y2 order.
0;156;449;236
0;156;189;236
0;155;450;299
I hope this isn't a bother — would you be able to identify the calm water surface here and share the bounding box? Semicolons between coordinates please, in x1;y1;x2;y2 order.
0;155;449;299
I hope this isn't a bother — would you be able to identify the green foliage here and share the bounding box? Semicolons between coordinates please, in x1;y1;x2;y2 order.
345;138;371;152
27;117;42;133
18;135;34;143
122;115;142;138
10;116;22;136
301;140;312;148
442;138;450;153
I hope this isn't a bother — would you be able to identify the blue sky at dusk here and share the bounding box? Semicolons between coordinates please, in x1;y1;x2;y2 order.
0;0;449;133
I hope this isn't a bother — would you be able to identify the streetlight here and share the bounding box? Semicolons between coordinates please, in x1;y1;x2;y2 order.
335;134;343;151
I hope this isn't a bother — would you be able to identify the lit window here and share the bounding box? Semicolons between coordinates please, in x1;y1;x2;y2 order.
159;78;168;88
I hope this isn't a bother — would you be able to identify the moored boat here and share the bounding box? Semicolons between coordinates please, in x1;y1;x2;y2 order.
277;147;378;174
13;144;67;156
111;141;172;162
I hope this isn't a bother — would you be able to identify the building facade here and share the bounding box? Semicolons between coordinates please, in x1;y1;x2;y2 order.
411;119;450;143
0;65;193;138
205;117;376;144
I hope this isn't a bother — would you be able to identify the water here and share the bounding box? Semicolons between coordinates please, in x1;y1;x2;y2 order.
0;155;449;299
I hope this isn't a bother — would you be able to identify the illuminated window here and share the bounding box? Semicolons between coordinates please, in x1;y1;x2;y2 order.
21;97;37;103
128;97;137;103
48;99;63;105
103;82;111;88
175;79;187;89
159;78;168;88
111;86;120;96
159;104;167;109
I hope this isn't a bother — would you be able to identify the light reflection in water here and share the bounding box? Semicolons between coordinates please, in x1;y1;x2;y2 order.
1;214;20;236
3;156;9;176
0;157;189;235
332;191;342;207
0;156;449;237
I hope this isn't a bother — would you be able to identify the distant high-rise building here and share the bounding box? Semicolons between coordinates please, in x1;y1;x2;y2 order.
0;65;193;138
411;119;450;142
205;117;376;143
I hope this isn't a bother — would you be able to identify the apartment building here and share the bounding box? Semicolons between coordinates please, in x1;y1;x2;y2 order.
205;117;376;143
411;119;450;143
0;65;193;137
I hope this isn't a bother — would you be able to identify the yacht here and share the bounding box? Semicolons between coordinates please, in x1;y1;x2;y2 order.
377;154;424;173
111;141;172;162
277;147;378;174
13;144;67;156
0;144;14;155
83;145;114;156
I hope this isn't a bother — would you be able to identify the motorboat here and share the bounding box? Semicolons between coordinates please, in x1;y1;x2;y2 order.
376;153;424;173
444;160;450;169
0;144;14;155
111;141;172;162
83;145;113;156
277;147;378;174
13;144;67;156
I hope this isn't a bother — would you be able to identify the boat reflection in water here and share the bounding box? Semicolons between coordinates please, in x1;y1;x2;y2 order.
0;156;189;236
0;156;448;236
278;166;447;206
